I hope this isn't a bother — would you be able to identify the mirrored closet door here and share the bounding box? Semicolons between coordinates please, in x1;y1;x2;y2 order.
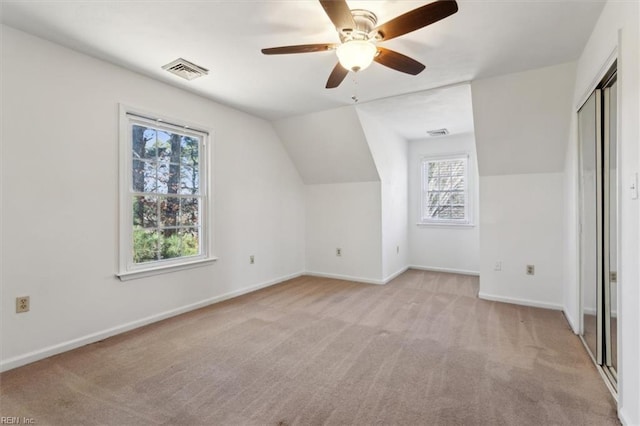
578;63;617;391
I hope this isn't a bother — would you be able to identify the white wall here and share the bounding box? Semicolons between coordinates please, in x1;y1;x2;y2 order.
563;1;640;424
407;133;480;275
471;62;576;311
0;25;306;370
356;110;409;281
479;173;564;309
305;182;383;283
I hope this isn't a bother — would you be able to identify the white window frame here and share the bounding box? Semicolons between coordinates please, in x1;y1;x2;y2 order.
419;153;473;227
117;105;216;281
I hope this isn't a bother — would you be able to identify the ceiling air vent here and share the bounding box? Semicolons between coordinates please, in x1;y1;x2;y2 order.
162;58;209;81
427;128;449;137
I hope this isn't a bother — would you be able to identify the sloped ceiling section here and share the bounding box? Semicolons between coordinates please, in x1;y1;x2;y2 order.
273;106;379;185
471;61;576;176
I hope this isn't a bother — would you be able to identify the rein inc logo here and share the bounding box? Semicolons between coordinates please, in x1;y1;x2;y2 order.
1;418;35;424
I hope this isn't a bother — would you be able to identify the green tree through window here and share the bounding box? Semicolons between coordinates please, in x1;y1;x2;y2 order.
131;123;202;263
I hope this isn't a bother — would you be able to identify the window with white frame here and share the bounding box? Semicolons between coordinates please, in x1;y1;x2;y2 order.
420;154;471;225
118;108;214;280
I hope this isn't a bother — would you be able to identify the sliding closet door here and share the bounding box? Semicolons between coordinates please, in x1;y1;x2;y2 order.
578;90;602;363
604;81;618;378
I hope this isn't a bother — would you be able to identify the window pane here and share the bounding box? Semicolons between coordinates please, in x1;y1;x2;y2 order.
439;161;452;174
427;205;440;218
450;192;464;205
180;228;200;257
132;159;156;193
428;177;438;191
156;161;181;194
160;197;180;227
439;191;452;206
180;164;199;194
428;193;439;206
452;206;465;220
133;228;159;263
452;176;465;190
159;229;182;260
439;177;451;190
451;161;465;175
157;131;171;161
180;198;199;226
132;196;157;227
439;206;452;219
132;125;156;160
181;136;199;166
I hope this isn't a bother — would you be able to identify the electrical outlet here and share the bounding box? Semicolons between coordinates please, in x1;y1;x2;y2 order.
250;255;255;264
336;248;342;257
396;245;400;254
526;265;535;275
16;296;30;313
494;261;502;271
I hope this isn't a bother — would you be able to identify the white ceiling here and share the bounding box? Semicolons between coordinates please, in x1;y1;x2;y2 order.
356;83;473;140
1;0;604;123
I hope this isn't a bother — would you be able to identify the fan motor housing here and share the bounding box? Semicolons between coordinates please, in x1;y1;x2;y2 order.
339;9;379;42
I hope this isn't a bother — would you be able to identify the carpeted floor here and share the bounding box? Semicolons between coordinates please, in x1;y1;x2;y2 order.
0;270;618;425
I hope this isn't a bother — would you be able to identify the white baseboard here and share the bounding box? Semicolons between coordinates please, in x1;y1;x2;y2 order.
618;407;632;426
0;271;304;373
409;265;480;276
382;266;410;284
478;292;563;311
305;271;385;285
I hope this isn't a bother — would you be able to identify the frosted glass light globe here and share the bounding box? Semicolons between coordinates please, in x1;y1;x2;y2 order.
336;41;377;72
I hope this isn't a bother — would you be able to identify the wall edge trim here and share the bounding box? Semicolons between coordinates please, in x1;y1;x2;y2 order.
0;271;304;373
305;271;385;285
383;266;410;284
478;292;563;311
562;308;580;334
408;265;480;276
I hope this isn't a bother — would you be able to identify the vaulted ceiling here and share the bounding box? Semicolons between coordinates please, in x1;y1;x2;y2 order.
1;0;605;122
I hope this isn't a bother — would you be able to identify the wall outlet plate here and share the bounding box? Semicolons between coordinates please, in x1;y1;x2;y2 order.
16;296;30;313
494;261;502;271
336;248;342;257
526;265;535;275
250;255;255;264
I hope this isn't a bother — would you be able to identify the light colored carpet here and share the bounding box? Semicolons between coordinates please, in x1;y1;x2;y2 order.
0;270;618;425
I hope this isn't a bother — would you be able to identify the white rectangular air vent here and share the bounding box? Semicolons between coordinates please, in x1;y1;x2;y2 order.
427;128;449;137
162;58;209;81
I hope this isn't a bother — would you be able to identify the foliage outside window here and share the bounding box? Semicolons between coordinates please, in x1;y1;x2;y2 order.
119;109;212;279
420;155;470;225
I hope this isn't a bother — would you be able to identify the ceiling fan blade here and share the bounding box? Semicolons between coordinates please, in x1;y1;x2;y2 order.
374;47;426;75
374;0;458;41
319;0;356;30
261;43;337;55
326;62;349;88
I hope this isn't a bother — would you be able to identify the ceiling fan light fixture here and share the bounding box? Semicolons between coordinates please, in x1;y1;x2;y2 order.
336;40;377;72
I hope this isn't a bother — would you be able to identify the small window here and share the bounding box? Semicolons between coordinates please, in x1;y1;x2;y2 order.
118;107;215;280
420;155;471;225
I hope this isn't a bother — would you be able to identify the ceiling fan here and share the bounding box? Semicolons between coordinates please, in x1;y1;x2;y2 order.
261;0;458;89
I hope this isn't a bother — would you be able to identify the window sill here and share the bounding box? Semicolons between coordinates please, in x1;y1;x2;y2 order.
116;257;218;281
416;222;475;229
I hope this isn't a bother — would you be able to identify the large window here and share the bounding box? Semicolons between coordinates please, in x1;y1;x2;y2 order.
118;108;214;280
420;154;471;225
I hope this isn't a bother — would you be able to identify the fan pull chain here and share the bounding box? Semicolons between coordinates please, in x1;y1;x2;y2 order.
351;73;359;103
